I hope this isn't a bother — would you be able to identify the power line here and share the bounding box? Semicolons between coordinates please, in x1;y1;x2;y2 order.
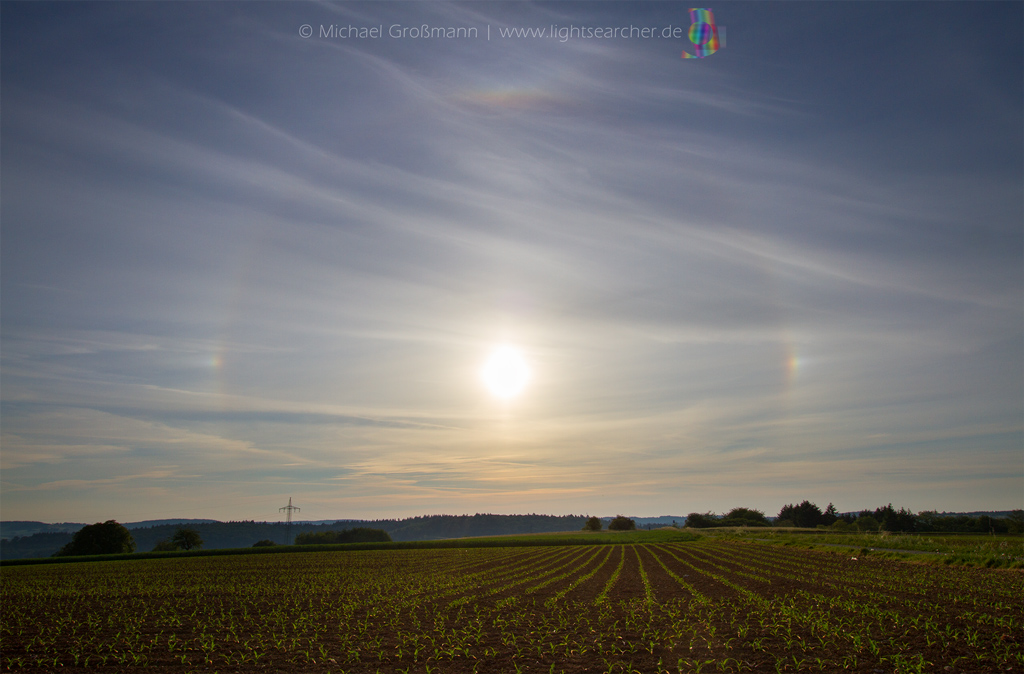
279;497;300;544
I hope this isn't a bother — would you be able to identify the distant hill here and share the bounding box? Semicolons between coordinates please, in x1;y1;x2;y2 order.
1;521;90;538
126;518;221;529
629;516;687;529
1;519;219;539
0;514;590;560
0;532;76;560
3;510;1017;561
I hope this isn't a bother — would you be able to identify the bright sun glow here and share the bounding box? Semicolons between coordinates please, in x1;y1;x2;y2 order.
481;346;530;399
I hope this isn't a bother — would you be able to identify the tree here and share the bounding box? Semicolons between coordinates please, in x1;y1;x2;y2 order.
685;512;720;528
607;515;636;531
582;516;602;531
152;539;178;552
55;520;135;557
872;504;915;532
719;507;769;527
171;528;203;551
253;539;277;547
821;503;839;526
777;501;823;528
1008;510;1024;535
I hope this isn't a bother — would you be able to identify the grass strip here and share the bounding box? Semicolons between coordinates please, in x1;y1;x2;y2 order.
2;529;698;567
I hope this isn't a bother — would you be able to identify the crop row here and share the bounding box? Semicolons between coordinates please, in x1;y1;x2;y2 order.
2;540;1022;673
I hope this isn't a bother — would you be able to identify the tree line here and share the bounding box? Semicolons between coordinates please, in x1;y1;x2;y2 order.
294;527;392;545
582;515;636;531
2;513;591;559
50;522;398;557
685;502;1024;534
53;521;204;557
5;508;1020;560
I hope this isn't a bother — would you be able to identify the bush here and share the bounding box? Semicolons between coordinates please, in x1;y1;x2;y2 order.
855;515;880;532
720;518;770;527
152;539;178;552
582;516;602;531
724;507;768;524
608;516;636;531
253;539;277;547
55;520;135;557
719;508;770;528
686;512;720;528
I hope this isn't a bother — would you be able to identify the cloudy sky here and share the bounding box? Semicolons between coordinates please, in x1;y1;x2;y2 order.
2;2;1021;525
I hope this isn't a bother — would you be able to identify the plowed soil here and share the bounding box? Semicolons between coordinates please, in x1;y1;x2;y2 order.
2;541;1021;673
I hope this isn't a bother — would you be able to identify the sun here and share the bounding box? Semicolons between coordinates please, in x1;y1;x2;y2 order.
481;345;530;399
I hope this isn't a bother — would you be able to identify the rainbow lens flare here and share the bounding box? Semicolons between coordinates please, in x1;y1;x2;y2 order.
682;8;720;58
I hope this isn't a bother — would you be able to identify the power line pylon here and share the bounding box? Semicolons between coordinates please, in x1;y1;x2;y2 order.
280;497;300;543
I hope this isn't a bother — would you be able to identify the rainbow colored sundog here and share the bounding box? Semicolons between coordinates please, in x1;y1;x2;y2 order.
682;8;720;58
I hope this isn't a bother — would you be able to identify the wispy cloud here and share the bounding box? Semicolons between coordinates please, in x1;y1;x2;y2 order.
2;1;1020;522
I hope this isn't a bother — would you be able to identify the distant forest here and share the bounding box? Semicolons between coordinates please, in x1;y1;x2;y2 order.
2;508;1021;561
0;514;589;560
686;502;1024;534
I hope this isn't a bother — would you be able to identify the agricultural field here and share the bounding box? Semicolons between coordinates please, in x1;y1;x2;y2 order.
2;539;1022;673
723;530;1024;567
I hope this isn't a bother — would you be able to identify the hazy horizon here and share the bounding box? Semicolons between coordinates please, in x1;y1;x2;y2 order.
5;506;1019;536
2;2;1021;524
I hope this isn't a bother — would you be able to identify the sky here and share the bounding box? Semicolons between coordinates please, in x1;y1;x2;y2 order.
1;1;1021;525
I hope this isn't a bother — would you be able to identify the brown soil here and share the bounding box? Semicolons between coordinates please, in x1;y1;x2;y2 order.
3;542;1021;674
